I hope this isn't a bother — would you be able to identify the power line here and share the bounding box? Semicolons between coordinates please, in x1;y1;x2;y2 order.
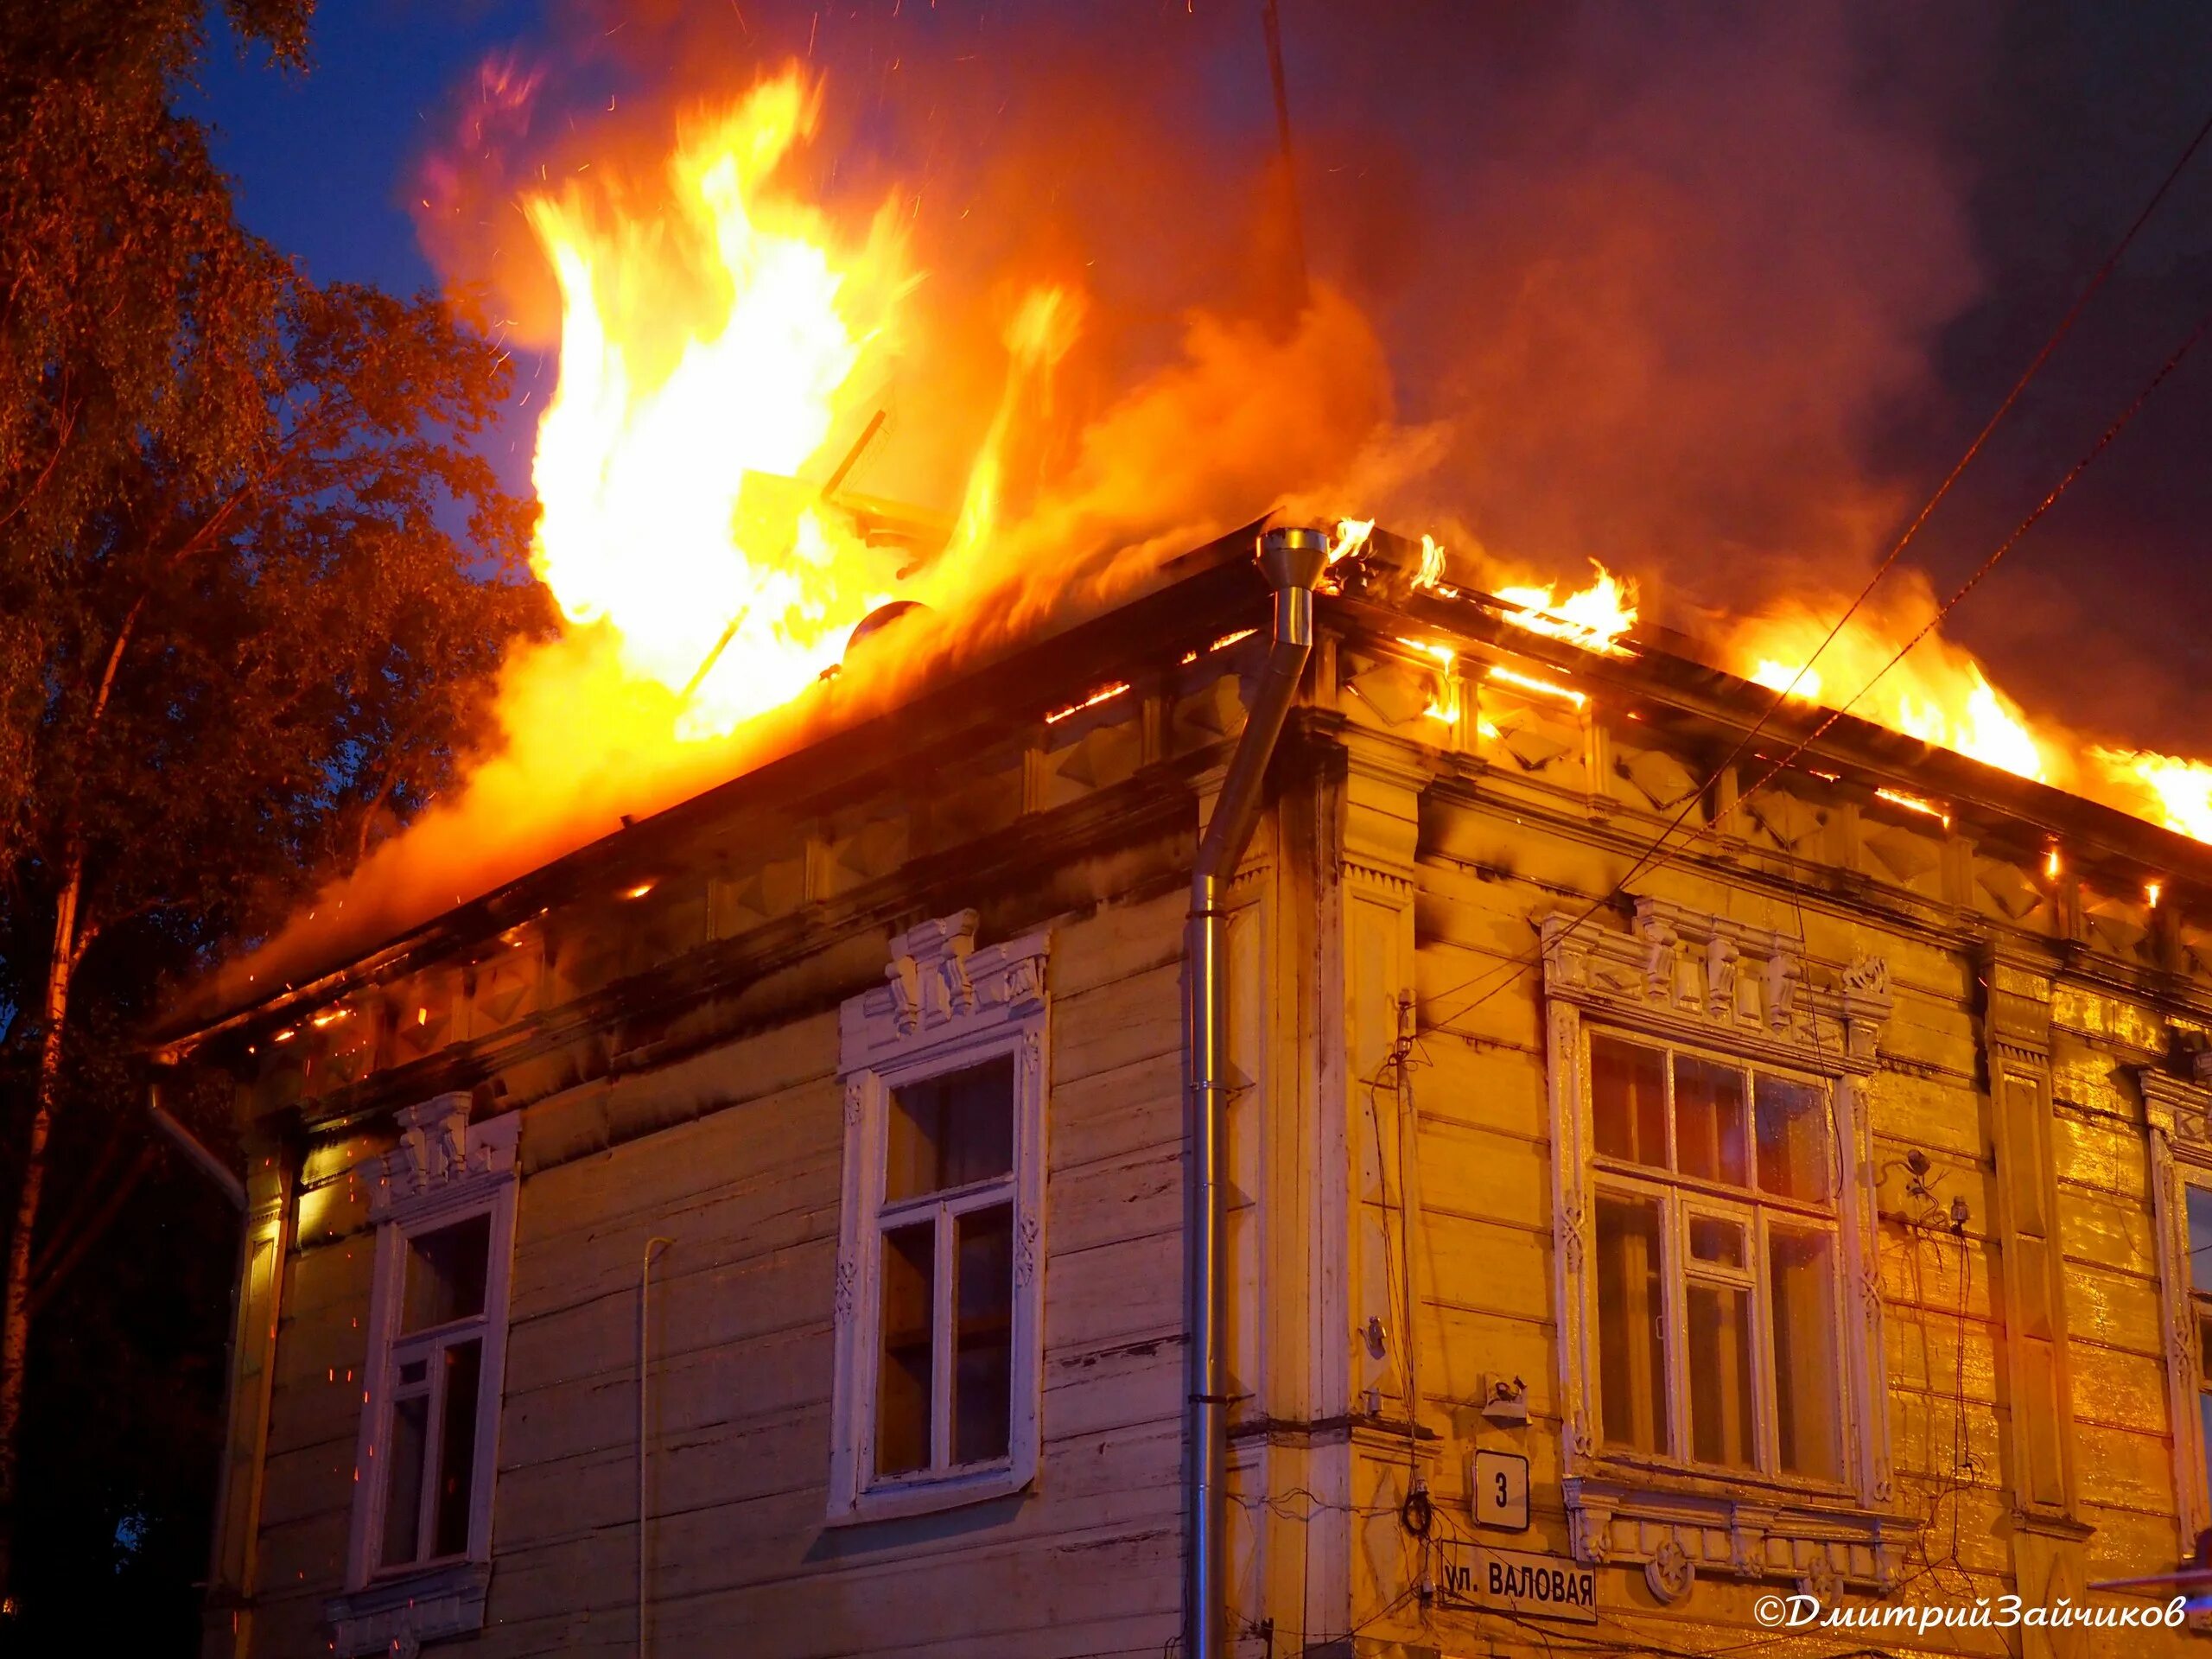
1736;299;2212;810
1416;99;2212;1036
1427;285;2212;1036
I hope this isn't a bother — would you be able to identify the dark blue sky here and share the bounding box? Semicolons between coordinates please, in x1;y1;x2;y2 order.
194;1;545;296
184;1;2212;751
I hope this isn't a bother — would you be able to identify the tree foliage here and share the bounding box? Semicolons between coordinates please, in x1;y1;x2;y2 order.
0;0;550;1635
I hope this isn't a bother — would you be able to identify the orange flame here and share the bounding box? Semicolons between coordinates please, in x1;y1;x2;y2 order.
1734;607;2050;782
2089;747;2212;843
1494;562;1639;654
522;69;912;741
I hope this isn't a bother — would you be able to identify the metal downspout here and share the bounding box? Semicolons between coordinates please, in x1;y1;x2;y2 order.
1185;526;1328;1659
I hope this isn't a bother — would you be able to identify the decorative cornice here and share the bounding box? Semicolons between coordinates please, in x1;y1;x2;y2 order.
2141;1065;2212;1160
1564;1476;1908;1594
839;910;1049;1071
1540;897;1892;1075
369;1093;518;1220
326;1560;491;1658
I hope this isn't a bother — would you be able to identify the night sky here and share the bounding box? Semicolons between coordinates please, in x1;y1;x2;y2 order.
190;1;2212;754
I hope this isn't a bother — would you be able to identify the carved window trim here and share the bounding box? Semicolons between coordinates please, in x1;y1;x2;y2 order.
328;1092;520;1659
829;910;1050;1524
2142;1060;2212;1559
1541;899;1908;1602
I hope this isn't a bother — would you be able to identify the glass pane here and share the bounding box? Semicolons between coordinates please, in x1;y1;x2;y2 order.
1675;1056;1748;1187
1769;1226;1841;1479
1754;1075;1829;1202
1589;1035;1667;1170
1687;1281;1755;1467
433;1339;483;1557
380;1394;429;1567
2200;1390;2212;1518
402;1213;491;1332
876;1221;936;1476
1594;1192;1671;1455
2199;1312;2212;1379
1688;1215;1745;1269
2189;1186;2212;1294
954;1205;1014;1465
887;1058;1015;1201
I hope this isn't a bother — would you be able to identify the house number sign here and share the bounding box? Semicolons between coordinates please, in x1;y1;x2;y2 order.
1471;1448;1529;1531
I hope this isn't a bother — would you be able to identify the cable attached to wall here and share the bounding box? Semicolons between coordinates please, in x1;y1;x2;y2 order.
639;1235;675;1659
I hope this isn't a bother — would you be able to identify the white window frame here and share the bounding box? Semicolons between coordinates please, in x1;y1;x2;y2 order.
2142;1062;2212;1560
327;1091;518;1658
1540;898;1905;1603
1581;1035;1848;1487
830;910;1050;1523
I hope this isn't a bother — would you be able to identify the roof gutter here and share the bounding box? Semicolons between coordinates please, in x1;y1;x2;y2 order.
1184;526;1326;1659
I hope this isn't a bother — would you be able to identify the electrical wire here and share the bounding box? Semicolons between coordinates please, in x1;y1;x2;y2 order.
1414;97;2212;1039
1734;296;2212;814
1422;285;2212;1040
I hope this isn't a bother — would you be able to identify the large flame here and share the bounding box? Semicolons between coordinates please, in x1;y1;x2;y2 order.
523;70;912;741
1496;561;1639;655
1737;607;2050;782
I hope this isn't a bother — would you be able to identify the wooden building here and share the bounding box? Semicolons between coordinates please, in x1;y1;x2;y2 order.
168;526;2212;1657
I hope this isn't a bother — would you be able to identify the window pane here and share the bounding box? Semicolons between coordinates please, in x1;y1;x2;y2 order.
2199;1312;2212;1379
1589;1036;1667;1170
1675;1056;1748;1186
876;1221;936;1476
1769;1225;1841;1480
1594;1193;1672;1455
954;1205;1014;1465
1688;1214;1745;1269
433;1338;483;1558
403;1213;491;1332
2189;1186;2212;1294
887;1058;1015;1201
1754;1075;1829;1202
1687;1281;1755;1467
2200;1389;2212;1518
380;1394;429;1568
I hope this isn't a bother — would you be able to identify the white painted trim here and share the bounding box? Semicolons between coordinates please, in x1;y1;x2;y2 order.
331;1093;519;1656
1541;899;1902;1593
2142;1064;2212;1559
829;912;1050;1524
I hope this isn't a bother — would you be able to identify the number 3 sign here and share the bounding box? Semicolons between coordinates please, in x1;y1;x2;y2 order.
1471;1449;1529;1532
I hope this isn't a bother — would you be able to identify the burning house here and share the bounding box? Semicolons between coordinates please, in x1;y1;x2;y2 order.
166;513;2212;1658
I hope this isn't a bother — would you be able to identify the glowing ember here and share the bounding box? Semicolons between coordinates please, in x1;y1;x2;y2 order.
1494;562;1639;654
1487;664;1586;708
1874;786;1950;827
1044;682;1131;725
523;69;912;741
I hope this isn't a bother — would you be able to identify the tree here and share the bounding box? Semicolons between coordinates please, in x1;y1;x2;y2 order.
0;0;550;1616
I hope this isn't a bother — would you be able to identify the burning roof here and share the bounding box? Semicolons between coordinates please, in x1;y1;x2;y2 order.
162;60;2212;1055
159;522;2212;1064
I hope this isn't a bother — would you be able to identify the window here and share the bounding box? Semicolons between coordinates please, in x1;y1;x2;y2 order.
830;911;1049;1522
876;1058;1017;1478
2143;1064;2212;1559
378;1212;495;1569
331;1091;518;1657
2186;1185;2212;1522
1538;899;1902;1601
1586;1031;1843;1484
